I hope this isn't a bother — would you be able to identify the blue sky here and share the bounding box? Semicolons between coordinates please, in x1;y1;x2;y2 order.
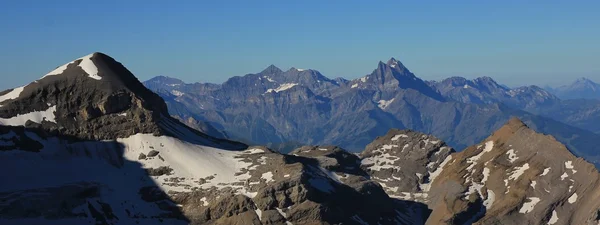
1;1;598;89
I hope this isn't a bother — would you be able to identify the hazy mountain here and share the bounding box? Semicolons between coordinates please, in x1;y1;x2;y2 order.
430;76;600;136
145;58;600;166
428;76;560;112
548;77;600;99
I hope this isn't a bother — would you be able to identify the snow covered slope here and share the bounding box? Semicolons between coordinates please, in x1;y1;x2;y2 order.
0;52;421;225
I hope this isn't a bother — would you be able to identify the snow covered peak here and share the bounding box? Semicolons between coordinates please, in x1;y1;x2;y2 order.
261;64;283;75
41;52;104;80
385;57;405;69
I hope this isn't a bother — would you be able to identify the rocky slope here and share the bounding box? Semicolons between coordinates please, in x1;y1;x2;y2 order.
357;118;600;225
5;53;600;224
424;118;600;225
144;58;600;166
0;53;426;225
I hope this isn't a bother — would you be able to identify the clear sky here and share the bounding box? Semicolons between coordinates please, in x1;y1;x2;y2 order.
1;0;598;90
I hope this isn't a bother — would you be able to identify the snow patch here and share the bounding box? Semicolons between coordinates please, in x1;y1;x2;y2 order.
262;76;275;82
565;161;577;174
378;98;395;110
466;141;494;171
568;193;578;204
519;197;541;214
261;172;274;183
548;210;559;224
266;83;298;93
530;180;537;189
0;86;25;104
351;83;358;88
391;134;408;141
255;208;262;219
541;167;551;176
507;163;530;181
200;197;209;206
171;90;184;97
78;54;102;80
560;172;568;180
506;149;518;163
483;190;495;209
0;106;57;126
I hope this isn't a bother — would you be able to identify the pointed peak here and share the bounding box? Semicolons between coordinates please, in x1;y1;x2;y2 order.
261;64;283;74
575;77;595;84
385;57;405;69
505;117;528;130
489;117;530;141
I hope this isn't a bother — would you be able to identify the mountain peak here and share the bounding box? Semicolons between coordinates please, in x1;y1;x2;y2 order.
261;64;283;74
385;57;405;69
574;77;596;84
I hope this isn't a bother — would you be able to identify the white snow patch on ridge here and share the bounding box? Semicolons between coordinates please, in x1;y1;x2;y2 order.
506;149;518;163
391;134;408;141
266;83;298;93
565;161;577;174
78;54;102;80
378;98;395;110
41;53;102;80
568;193;578;204
519;197;540;213
421;155;452;192
0;106;57;126
43;61;73;78
560;172;568;180
541;167;551;176
508;163;530;181
171;90;184;97
466;141;494;171
548;210;559;224
261;172;274;183
0;86;25;104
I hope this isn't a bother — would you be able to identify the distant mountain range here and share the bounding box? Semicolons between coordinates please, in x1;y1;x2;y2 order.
144;58;600;165
3;52;600;224
546;77;600;100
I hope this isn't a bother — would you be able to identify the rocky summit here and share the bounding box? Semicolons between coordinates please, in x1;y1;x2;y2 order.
2;53;600;225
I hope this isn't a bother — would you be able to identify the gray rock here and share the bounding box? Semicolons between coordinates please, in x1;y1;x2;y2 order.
147;150;159;157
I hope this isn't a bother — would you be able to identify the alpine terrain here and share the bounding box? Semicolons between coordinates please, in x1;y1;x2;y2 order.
144;58;600;166
3;52;600;225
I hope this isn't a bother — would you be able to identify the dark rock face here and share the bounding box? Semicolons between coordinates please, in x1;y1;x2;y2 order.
0;53;168;140
360;129;455;202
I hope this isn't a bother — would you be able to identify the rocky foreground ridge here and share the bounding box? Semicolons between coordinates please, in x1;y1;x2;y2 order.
1;53;600;225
